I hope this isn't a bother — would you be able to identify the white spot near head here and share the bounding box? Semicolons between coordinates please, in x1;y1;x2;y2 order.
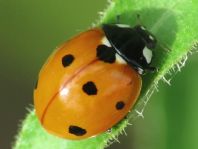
143;47;153;64
138;68;144;74
115;54;127;64
116;24;130;28
149;35;155;41
101;36;111;47
140;26;146;30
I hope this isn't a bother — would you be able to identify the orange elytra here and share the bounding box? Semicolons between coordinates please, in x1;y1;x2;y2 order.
34;24;156;140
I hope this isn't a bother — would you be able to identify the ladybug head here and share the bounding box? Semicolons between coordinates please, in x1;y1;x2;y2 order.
102;24;157;74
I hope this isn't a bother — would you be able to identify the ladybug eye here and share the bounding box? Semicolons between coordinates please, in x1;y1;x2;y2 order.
140;56;144;60
62;54;74;67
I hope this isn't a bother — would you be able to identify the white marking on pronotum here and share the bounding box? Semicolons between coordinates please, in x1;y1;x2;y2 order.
143;47;153;64
116;24;130;28
115;54;127;64
101;36;111;47
140;26;146;30
138;68;144;74
149;35;155;41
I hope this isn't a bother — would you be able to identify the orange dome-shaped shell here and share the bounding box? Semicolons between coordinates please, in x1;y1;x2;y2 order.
34;28;142;140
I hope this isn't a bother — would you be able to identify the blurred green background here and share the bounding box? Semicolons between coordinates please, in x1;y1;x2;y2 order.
1;0;198;149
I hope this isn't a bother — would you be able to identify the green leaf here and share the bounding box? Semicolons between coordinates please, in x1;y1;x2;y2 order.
14;0;198;149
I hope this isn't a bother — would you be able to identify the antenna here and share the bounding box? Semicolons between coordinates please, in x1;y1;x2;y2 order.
136;14;142;25
116;14;121;24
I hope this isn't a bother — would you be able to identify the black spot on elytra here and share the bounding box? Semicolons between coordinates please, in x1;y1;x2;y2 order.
82;81;97;95
62;54;74;67
116;101;125;110
69;125;87;136
96;44;116;63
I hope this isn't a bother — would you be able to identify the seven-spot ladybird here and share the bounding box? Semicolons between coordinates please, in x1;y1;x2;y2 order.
34;23;157;140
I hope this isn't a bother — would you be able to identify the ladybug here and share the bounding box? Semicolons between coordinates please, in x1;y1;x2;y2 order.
34;23;157;140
